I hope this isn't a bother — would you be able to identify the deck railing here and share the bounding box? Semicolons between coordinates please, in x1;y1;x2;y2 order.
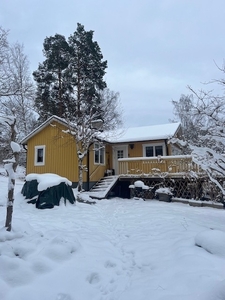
118;155;200;176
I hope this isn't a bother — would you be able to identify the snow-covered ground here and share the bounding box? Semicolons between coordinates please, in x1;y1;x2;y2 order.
1;173;225;300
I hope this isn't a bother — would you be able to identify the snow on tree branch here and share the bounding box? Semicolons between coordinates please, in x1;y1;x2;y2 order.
0;115;16;126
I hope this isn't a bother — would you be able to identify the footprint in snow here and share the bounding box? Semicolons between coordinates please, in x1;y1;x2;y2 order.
104;260;117;268
87;272;100;284
56;293;72;300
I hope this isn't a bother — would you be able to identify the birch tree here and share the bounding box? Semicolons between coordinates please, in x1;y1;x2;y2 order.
0;29;36;162
0;42;36;141
0;27;19;97
0;112;20;231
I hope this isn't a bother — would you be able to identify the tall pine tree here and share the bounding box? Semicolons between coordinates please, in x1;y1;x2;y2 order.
33;24;122;191
67;23;107;122
33;24;107;123
33;34;71;122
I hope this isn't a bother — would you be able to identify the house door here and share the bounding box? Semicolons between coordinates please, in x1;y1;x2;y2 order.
113;145;128;175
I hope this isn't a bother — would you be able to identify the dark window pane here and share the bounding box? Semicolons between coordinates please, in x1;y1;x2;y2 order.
100;148;104;164
95;144;99;163
37;149;43;162
146;146;153;157
155;146;163;156
95;152;99;163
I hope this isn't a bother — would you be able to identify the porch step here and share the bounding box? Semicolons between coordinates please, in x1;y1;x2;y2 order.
88;176;119;199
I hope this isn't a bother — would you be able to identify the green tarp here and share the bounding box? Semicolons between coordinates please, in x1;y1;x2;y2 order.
21;180;76;209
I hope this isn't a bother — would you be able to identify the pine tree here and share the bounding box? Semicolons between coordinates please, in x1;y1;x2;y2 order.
33;25;108;123
33;34;71;122
33;24;122;191
67;23;107;122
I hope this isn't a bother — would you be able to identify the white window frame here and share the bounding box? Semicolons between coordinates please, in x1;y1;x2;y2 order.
34;145;46;166
142;143;166;157
94;142;105;165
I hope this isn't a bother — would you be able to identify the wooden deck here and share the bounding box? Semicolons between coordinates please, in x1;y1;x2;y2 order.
118;155;200;178
114;155;223;201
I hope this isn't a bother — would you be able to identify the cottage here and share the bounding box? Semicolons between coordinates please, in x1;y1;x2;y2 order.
21;116;182;184
21;116;202;199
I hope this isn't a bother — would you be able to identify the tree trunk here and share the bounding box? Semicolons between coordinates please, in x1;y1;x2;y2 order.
77;158;83;192
5;178;15;231
5;150;19;231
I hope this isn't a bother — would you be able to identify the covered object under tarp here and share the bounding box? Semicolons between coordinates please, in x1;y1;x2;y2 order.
21;173;76;209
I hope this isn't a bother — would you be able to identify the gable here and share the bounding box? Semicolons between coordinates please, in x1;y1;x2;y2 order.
21;116;69;145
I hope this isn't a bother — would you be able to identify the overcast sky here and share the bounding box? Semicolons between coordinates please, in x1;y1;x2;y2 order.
1;0;225;128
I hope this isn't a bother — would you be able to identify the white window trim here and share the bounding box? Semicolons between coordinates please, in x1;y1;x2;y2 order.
142;143;166;157
34;145;46;166
94;142;105;165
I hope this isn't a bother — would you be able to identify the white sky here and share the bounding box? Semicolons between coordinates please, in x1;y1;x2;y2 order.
1;0;225;127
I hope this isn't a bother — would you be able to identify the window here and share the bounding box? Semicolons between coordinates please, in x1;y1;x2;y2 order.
155;145;163;156
145;146;153;157
34;145;46;166
143;143;165;157
94;143;105;164
117;150;124;159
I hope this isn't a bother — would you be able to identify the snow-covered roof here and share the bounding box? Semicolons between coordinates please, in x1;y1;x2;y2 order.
20;115;180;145
107;122;181;143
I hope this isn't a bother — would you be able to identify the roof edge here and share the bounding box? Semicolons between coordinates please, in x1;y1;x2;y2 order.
20;115;68;145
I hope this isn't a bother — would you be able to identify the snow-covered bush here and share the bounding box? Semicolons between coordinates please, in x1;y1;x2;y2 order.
155;187;173;195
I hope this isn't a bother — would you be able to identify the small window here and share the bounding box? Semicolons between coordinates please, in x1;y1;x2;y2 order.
155;145;163;156
143;143;165;157
145;146;154;157
117;150;124;159
94;143;105;165
34;145;46;166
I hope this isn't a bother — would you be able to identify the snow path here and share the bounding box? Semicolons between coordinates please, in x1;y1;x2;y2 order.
1;177;225;300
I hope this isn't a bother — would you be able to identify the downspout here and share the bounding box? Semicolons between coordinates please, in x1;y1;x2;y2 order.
87;142;94;191
87;148;90;191
165;139;169;156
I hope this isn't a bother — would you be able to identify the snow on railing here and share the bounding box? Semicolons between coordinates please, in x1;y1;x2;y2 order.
118;155;200;176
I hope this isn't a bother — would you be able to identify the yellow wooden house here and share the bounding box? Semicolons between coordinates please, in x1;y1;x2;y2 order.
21;115;183;191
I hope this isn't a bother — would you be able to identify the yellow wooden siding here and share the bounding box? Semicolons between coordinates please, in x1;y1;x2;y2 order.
89;144;111;182
110;140;171;158
26;121;81;182
26;123;112;183
127;142;143;157
25;119;176;184
167;143;172;155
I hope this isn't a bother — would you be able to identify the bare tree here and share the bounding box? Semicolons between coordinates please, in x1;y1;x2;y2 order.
0;27;19;97
64;88;123;191
171;94;201;148
0;42;36;139
171;82;225;198
0;38;36;162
